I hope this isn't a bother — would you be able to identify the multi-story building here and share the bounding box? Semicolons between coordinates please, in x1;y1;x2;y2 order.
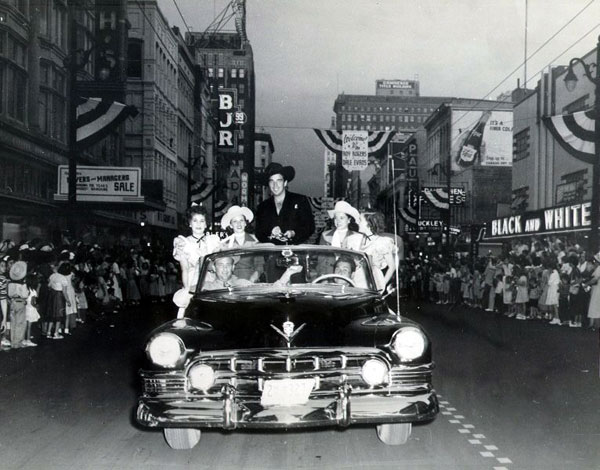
126;0;179;236
422;98;514;248
187;28;256;209
483;45;598;251
254;129;274;206
332;83;449;209
0;0;143;245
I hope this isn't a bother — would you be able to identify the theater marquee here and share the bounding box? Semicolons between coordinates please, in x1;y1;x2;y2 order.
485;202;592;239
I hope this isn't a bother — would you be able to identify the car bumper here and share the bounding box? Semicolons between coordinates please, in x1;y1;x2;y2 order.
137;385;438;429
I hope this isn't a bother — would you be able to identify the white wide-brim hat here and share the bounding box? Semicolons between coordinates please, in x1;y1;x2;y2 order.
328;200;360;223
594;252;600;264
220;205;254;229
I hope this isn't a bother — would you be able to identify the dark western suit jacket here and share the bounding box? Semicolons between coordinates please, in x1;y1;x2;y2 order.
255;191;315;244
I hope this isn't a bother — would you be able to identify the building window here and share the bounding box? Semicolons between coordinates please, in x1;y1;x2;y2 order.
239;68;245;78
513;127;530;161
218;68;224;78
127;40;143;78
208;67;214;77
7;66;26;122
563;94;589;114
231;68;237;78
556;170;587;204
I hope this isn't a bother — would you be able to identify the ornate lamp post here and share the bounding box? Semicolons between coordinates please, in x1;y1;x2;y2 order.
563;35;600;254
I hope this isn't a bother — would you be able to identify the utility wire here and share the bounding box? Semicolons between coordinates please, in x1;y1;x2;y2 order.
172;0;191;34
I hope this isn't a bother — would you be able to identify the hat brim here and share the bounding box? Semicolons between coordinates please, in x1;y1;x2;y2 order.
328;208;360;222
221;207;254;229
262;166;295;185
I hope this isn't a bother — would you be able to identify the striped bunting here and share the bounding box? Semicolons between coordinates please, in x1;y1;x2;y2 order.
422;187;449;210
77;97;138;148
399;185;419;226
543;109;596;164
190;182;215;203
213;200;229;219
313;129;396;157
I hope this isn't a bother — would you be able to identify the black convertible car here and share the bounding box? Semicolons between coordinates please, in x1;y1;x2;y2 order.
136;245;438;449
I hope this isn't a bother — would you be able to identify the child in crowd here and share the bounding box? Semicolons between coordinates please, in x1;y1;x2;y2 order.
493;274;504;313
73;272;88;324
503;275;514;317
0;258;9;347
558;273;571;326
8;261;29;347
569;269;585;327
528;273;540;319
24;273;40;346
514;271;529;320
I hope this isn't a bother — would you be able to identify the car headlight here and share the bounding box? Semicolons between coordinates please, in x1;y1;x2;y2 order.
392;327;427;362
146;333;185;368
361;358;389;386
188;364;215;391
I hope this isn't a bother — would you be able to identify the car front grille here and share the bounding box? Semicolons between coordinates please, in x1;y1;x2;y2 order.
142;351;433;398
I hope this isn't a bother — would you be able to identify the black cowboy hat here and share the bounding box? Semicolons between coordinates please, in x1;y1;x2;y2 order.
261;162;295;185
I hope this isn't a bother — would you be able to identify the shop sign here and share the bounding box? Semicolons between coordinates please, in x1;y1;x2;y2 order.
54;165;143;203
342;130;368;171
240;172;248;206
486;201;592;239
218;89;246;152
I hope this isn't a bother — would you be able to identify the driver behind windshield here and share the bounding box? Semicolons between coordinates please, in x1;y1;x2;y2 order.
202;256;303;290
331;255;356;285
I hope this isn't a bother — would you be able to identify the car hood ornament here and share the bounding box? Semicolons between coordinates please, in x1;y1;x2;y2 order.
271;320;306;346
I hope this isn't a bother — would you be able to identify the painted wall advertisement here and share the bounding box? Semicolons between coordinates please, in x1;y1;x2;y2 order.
342;130;368;171
451;110;513;171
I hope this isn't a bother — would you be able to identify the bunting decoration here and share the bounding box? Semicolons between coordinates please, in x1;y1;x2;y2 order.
76;97;138;149
190;181;215;203
313;129;396;158
398;185;419;227
213;200;229;219
543;109;596;164
421;187;449;210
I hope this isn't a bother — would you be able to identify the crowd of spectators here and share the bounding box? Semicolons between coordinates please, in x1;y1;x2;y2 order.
399;237;600;330
0;238;179;350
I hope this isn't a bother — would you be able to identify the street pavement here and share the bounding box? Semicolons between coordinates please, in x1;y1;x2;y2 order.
0;298;599;469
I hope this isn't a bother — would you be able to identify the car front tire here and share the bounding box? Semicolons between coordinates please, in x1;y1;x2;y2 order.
376;423;412;445
163;428;202;449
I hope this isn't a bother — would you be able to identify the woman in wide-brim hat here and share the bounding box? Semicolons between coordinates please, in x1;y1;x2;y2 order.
219;205;262;282
319;200;365;251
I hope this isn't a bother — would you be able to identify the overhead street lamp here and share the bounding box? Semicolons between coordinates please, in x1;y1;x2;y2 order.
564;34;600;254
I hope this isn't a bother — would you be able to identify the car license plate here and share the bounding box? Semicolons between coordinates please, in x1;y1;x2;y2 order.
261;378;315;406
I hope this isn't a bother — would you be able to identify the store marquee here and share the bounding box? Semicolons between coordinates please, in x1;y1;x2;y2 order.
485;202;591;239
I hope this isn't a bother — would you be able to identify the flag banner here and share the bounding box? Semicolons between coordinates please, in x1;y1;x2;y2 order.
313;129;396;159
421;187;449;210
190;182;215;203
543;109;596;164
77;97;138;148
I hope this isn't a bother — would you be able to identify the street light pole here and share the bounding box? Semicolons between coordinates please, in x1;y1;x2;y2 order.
66;6;78;239
564;34;600;254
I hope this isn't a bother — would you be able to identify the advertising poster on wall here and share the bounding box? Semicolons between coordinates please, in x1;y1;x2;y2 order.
341;130;369;171
451;110;513;171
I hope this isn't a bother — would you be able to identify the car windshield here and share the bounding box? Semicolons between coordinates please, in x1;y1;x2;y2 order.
197;246;376;292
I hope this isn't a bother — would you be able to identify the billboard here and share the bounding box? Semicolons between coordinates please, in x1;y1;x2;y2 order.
451;109;513;171
54;166;143;203
376;79;417;90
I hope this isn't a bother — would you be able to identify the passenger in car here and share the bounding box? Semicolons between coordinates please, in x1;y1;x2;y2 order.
202;257;303;290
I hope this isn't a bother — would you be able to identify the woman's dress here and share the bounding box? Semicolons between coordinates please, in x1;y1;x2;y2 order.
173;234;221;290
361;235;397;291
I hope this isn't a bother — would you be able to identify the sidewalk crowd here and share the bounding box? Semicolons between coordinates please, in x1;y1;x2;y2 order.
0;238;179;350
400;237;600;330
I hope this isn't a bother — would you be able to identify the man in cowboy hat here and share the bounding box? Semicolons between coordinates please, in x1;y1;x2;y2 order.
255;162;315;245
